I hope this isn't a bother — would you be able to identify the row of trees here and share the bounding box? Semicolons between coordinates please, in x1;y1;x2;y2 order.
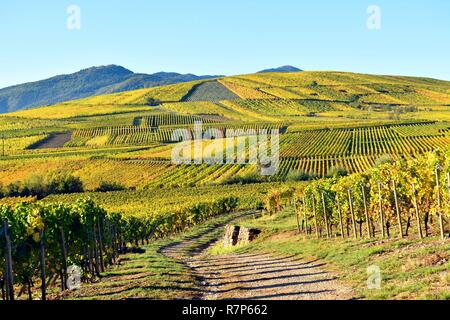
292;149;450;240
0;173;83;200
0;172;132;199
0;196;238;300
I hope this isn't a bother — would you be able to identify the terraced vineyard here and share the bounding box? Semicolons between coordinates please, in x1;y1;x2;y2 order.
281;124;450;157
2;70;450;195
277;155;378;178
137;113;220;127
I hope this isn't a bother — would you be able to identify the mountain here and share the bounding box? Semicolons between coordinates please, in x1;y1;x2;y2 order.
257;65;302;73
95;72;217;95
0;65;221;113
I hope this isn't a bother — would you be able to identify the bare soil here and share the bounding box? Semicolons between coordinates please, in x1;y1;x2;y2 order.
182;81;239;102
29;132;72;149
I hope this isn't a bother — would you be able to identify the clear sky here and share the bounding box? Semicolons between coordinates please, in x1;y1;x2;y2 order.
1;0;449;88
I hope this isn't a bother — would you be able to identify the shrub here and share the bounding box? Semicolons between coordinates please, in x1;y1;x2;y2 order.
25;174;48;198
222;170;267;185
264;190;282;215
327;166;348;178
4;182;21;197
95;181;126;192
43;172;83;196
285;170;316;182
0;172;84;199
308;81;318;88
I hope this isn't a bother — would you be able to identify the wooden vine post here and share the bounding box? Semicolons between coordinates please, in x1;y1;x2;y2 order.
92;225;100;277
106;220;114;264
435;165;444;240
87;227;94;276
321;192;330;238
112;224;118;263
1;134;4;158
293;197;301;234
378;182;386;238
447;172;450;237
3;220;14;301
411;183;423;239
39;230;46;301
392;180;403;238
335;197;345;239
347;189;357;239
97;218;105;272
90;227;96;276
83;227;91;275
60;227;68;291
302;197;308;235
361;184;371;238
312;196;319;239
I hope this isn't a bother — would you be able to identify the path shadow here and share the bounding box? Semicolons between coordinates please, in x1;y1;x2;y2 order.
193;255;302;268
239;289;335;300
204;271;327;286
192;257;309;271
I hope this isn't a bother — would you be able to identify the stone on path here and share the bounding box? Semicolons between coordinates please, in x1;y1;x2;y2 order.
223;224;261;247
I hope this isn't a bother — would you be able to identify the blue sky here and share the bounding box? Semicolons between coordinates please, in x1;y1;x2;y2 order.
1;0;449;88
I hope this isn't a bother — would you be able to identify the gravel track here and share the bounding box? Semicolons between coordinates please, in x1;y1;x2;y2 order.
162;214;354;300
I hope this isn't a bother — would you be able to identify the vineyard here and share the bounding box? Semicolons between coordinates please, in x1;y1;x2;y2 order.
280;148;450;242
137;113;220;127
280;124;450;158
1;70;450;300
72;121;286;146
0;196;239;300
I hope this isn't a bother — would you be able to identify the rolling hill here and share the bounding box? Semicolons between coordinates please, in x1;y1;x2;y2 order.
0;65;220;113
6;70;450;121
2;70;449;301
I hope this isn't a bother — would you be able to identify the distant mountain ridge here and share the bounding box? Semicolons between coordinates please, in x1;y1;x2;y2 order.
0;65;221;113
258;65;302;73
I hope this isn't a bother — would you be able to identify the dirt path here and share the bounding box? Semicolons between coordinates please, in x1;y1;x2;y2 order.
162;215;354;300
